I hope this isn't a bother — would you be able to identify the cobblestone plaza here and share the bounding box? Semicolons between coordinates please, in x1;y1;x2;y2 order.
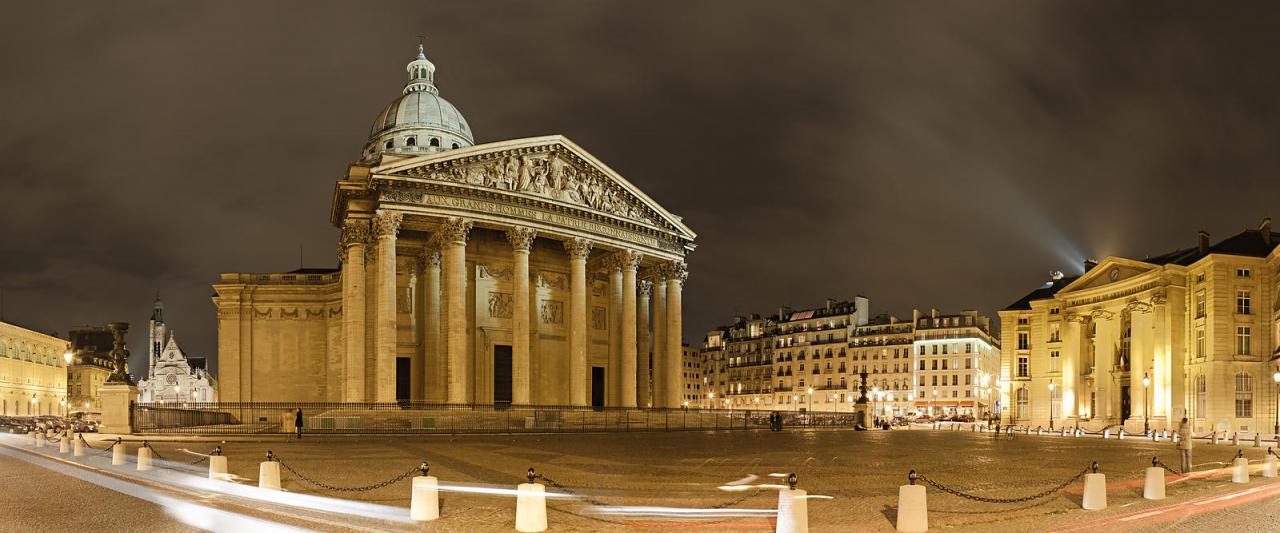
76;428;1280;532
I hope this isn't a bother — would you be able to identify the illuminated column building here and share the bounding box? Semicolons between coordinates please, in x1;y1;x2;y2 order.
999;218;1278;434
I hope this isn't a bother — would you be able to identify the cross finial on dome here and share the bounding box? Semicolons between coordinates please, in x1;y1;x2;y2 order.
416;34;427;60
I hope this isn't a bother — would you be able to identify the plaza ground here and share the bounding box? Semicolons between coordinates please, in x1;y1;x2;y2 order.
5;428;1280;532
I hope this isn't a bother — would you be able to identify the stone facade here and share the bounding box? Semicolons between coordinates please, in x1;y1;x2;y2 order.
212;46;696;407
66;325;115;412
137;298;217;403
700;299;1000;417
0;321;69;416
999;218;1279;434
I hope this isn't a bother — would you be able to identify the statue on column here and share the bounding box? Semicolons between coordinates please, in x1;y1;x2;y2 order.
106;322;133;385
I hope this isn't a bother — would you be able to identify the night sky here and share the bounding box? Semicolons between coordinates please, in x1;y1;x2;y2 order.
2;2;1278;377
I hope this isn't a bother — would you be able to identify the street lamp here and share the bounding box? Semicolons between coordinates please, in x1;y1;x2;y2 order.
931;388;937;418
1272;371;1280;436
1048;380;1056;430
806;386;814;414
1141;372;1150;435
63;351;74;365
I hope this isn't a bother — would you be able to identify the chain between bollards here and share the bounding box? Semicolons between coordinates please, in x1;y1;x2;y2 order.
910;463;1095;504
270;451;425;493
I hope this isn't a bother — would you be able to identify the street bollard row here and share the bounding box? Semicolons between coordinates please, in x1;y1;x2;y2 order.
897;462;1106;533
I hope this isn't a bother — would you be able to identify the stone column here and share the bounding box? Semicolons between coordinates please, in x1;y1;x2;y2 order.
1063;316;1081;420
1152;294;1169;424
1130;307;1152;428
418;246;442;402
619;251;640;407
664;260;687;409
565;238;593;406
507;227;537;405
1094;312;1115;422
340;219;370;402
637;280;652;407
608;257;623;406
651;277;668;407
440;218;473;404
372;211;403;403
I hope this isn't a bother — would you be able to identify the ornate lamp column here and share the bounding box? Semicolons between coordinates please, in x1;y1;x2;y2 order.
440;217;473;404
565;237;593;406
372;211;403;403
619;251;640;407
507;227;537;405
664;260;687;409
340;219;370;402
651;276;668;407
418;245;442;402
637;280;652;407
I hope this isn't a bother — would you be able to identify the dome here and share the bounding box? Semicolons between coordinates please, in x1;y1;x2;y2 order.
363;45;475;160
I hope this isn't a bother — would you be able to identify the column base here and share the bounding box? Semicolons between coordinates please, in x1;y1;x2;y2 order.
99;384;139;435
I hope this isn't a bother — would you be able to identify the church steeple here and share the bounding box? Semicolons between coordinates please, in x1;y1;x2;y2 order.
148;293;167;378
150;293;164;323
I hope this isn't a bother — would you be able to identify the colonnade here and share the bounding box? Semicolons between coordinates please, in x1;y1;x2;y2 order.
339;211;687;408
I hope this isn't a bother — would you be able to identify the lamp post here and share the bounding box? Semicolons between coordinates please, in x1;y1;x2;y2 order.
931;388;937;418
1048;380;1056;430
872;386;880;420
806;386;814;414
707;392;714;410
1141;372;1150;435
1272;371;1279;436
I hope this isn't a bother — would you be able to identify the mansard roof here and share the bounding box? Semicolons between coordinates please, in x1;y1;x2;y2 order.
1003;275;1079;311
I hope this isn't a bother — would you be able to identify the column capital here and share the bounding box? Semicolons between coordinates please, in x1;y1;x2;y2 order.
638;279;653;298
661;259;688;287
340;219;371;248
437;217;473;245
506;226;538;253
372;211;404;239
616;250;642;271
416;246;441;270
564;237;593;260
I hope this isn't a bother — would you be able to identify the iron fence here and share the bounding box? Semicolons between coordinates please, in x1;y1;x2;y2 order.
132;402;860;435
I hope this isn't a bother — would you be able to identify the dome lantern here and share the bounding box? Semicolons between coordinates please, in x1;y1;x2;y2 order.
363;43;474;160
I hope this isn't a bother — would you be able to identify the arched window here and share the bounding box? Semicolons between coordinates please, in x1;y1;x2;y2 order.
405;137;416;147
429;137;440;147
384;140;394;150
1235;372;1253;418
451;143;459;149
1194;374;1206;419
1016;387;1029;420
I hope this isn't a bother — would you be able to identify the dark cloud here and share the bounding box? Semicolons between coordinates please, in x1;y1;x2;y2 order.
1;2;1278;376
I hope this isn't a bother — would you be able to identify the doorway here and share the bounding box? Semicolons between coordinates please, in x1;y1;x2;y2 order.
396;357;411;402
591;366;605;408
1120;385;1131;422
493;345;513;405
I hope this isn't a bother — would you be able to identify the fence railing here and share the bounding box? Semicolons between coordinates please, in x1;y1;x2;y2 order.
131;402;860;435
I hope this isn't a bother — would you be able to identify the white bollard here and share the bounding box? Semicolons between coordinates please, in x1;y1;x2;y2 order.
137;446;153;471
35;432;44;448
1232;456;1249;484
1118;429;1125;440
28;431;36;446
1254;434;1262;448
209;455;228;480
776;487;809;533
410;473;440;522
59;436;70;454
1103;428;1111;439
1152;432;1158;443
1060;428;1067;437
73;437;84;457
896;474;928;533
112;443;125;466
1264;453;1278;478
1082;467;1107;510
1232;433;1240;446
1212;432;1220;445
516;473;548;533
1143;466;1165;500
259;459;282;490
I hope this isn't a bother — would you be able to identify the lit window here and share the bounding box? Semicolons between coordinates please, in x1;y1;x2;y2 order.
1237;326;1252;355
1235;372;1253;418
1236;289;1252;315
1050;350;1060;372
1237;268;1251;278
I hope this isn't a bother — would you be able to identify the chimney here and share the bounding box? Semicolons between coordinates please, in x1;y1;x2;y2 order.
1198;230;1210;255
1084;258;1098;272
825;298;835;312
930;308;939;319
1261;217;1273;246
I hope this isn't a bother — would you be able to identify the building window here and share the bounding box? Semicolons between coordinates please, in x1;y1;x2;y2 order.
919;360;925;371
1050;350;1060;372
1017;356;1029;378
429;137;441;147
931;360;937;370
1196;272;1205;283
405;136;417;147
1118;319;1131;369
384;139;394;149
951;375;958;386
931;375;937;386
1237;268;1251;278
1195;291;1206;318
1235;372;1253;418
965;343;972;353
941;359;948;370
1017;318;1029;325
1196;328;1206;358
1237;289;1252;315
1049;323;1061;343
1016;387;1029;419
1194;374;1206;419
1237;326;1252;355
1017;332;1029;351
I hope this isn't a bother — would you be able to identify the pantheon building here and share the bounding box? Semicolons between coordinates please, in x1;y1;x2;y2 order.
213;46;696;408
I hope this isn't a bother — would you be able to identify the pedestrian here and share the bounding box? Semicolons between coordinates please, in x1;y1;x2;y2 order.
1177;417;1193;473
294;408;304;440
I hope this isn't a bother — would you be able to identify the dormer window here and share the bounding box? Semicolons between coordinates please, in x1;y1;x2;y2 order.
406;137;417;147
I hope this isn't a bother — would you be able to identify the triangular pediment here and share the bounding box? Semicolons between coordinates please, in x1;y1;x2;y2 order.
369;135;695;241
1058;257;1160;294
